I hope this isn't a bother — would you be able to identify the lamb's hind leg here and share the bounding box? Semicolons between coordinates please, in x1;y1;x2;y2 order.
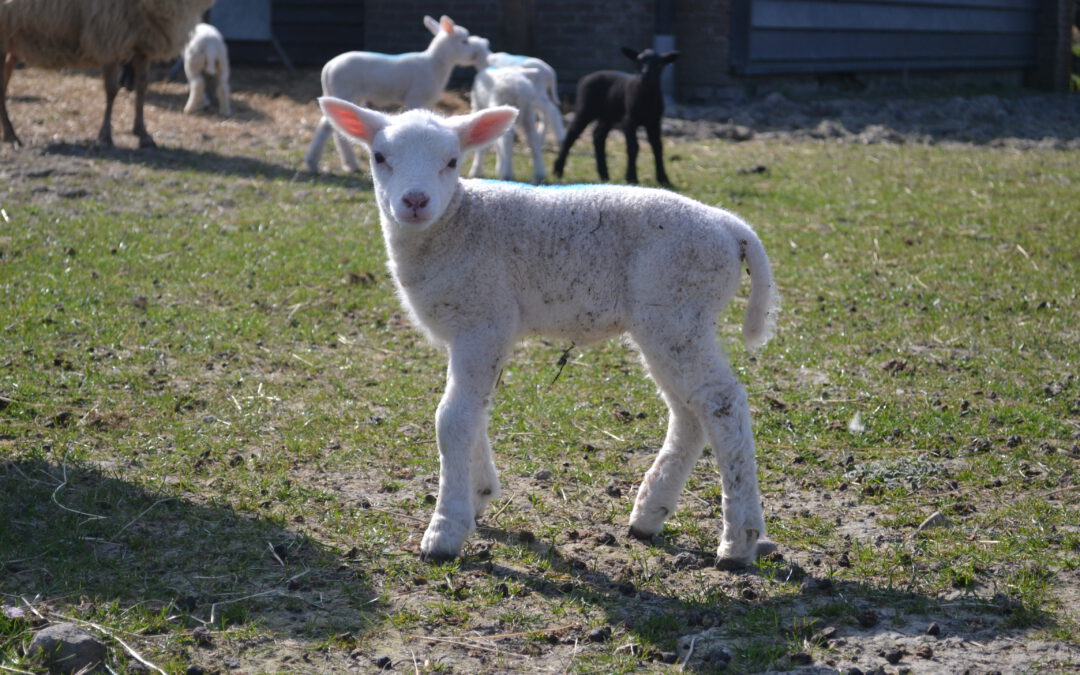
700;372;775;568
628;392;706;538
331;128;361;172
633;330;773;568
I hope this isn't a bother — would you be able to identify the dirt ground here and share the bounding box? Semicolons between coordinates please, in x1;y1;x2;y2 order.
2;66;1078;674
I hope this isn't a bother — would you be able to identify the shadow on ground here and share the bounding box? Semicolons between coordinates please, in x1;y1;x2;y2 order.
468;523;1057;673
0;458;380;639
41;140;369;188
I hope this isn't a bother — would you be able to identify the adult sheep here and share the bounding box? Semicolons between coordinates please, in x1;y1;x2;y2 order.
0;0;212;148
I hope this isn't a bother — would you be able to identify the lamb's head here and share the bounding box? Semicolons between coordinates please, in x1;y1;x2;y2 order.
467;36;492;70
622;47;680;82
318;97;517;230
423;15;479;68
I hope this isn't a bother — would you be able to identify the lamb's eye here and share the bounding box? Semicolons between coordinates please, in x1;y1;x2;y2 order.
447;157;458;169
373;152;386;164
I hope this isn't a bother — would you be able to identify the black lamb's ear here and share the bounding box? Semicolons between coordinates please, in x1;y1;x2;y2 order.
662;51;681;64
621;46;639;62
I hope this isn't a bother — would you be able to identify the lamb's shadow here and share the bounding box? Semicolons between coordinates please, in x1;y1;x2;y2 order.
471;523;1056;673
0;458;380;638
42;140;369;188
142;87;272;122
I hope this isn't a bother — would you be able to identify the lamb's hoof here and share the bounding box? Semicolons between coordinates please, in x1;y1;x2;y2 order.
419;548;459;563
138;137;157;149
714;540;779;570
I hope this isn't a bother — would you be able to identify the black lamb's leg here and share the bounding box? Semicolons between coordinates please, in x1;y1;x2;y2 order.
553;113;590;178
591;120;612;182
645;120;669;186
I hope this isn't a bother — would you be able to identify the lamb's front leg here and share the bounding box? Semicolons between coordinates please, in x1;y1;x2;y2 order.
421;337;508;561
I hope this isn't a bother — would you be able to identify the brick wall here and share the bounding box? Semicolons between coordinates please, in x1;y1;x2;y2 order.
673;0;735;102
362;0;499;56
360;0;723;100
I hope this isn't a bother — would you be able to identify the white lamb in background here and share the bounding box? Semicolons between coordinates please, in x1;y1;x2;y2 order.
468;65;548;183
304;15;486;173
318;96;781;568
471;38;565;146
183;23;231;116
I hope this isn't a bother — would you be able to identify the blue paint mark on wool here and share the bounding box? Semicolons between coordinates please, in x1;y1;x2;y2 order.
473;179;609;192
368;51;419;60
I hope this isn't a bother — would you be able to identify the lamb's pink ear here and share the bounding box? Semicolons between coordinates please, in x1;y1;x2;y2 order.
440;15;455;34
318;96;386;147
451;106;518;153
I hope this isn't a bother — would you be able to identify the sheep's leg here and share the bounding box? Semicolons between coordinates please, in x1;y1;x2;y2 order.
494;127;515;181
591;120;612;182
646;121;670;186
184;74;206;114
128;55;155;148
421;335;509;561
523;108;546;183
97;63;121;148
540;98;565;146
0;51;19;146
552;113;591;178
331;128;361;173
216;64;232;116
628;392;706;538
304;117;334;173
468;148;486;178
622;122;640;184
632;326;773;568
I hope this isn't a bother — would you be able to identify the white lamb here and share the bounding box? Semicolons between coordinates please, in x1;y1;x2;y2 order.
183;23;231;116
468;65;548;183
318;97;780;568
477;40;565;146
304;15;484;174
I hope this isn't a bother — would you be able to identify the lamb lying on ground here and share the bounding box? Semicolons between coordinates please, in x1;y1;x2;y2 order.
183;23;231;116
319;96;781;567
305;15;484;173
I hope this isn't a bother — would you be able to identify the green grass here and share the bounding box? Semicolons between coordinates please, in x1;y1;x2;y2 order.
1;118;1078;673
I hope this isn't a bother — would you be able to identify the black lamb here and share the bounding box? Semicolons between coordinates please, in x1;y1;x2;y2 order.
553;47;679;185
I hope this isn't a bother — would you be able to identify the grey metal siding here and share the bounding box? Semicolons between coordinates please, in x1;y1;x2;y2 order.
732;0;1041;75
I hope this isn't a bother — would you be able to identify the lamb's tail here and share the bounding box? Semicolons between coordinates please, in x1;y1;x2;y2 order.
736;221;779;352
